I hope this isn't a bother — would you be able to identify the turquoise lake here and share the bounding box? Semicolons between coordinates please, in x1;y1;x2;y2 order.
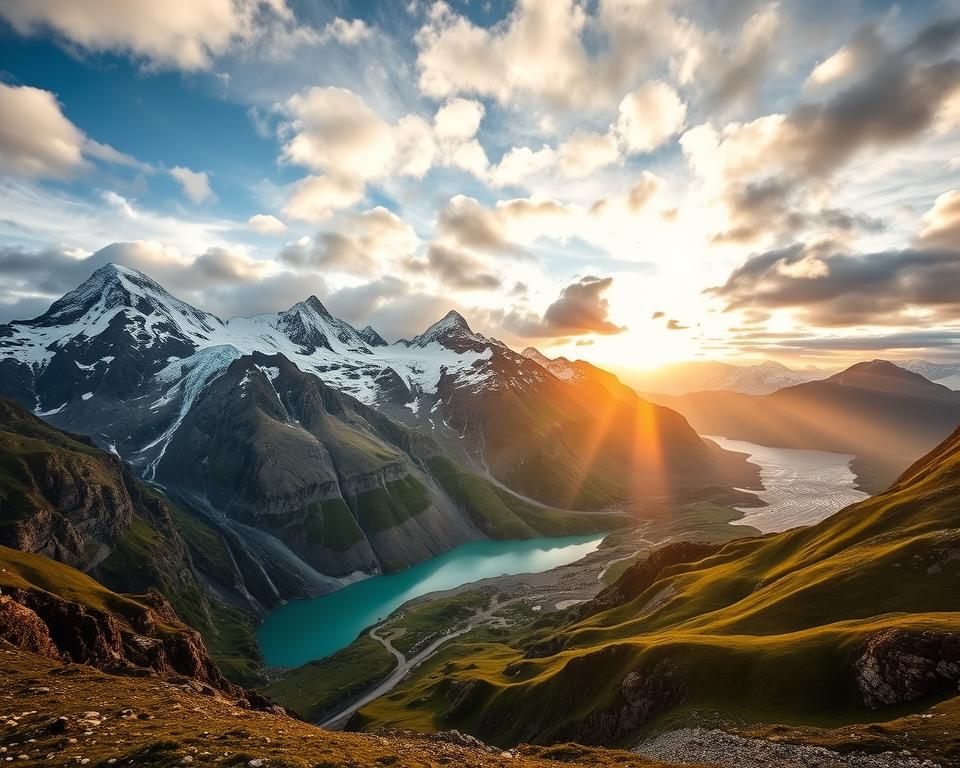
257;534;605;668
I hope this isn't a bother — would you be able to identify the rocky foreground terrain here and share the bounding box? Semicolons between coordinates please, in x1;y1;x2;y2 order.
638;728;942;768
0;647;689;768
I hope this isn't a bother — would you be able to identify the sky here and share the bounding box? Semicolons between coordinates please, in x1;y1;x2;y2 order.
1;0;960;371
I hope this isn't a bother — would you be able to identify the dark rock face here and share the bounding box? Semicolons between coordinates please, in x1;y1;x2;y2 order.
855;629;960;708
0;584;229;691
0;595;62;659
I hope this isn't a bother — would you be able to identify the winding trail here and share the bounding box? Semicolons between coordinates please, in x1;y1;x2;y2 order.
321;590;581;729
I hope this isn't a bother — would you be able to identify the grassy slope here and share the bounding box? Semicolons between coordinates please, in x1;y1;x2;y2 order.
427;456;630;538
266;633;397;722
356;429;960;755
0;544;182;635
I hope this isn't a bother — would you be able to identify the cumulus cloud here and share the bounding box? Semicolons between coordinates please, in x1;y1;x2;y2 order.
283;174;365;222
489;145;556;188
169;166;213;204
412;244;501;290
0;0;293;70
434;98;485;141
279;87;495;220
321;17;372;45
415;0;688;110
507;275;626;337
556;131;619;176
615;81;687;154
917;189;960;248
246;213;286;234
0;83;146;180
280;206;419;276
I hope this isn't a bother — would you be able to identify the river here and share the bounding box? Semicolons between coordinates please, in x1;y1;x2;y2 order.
257;533;604;668
707;435;869;533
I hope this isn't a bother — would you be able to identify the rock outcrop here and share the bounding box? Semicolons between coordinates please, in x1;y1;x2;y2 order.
855;629;960;708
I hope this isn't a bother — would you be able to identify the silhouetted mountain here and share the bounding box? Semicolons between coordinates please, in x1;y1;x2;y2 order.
644;359;960;491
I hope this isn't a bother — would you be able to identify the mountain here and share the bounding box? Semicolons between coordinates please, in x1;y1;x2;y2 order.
0;265;758;605
0;264;757;514
644;360;960;492
900;359;960;390
621;358;827;396
351;424;960;763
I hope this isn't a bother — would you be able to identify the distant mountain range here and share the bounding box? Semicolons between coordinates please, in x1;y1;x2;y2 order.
620;357;960;396
620;359;828;395
0;265;757;608
644;360;960;492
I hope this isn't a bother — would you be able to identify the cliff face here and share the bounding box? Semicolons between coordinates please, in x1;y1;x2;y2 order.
156;353;476;580
0;545;273;709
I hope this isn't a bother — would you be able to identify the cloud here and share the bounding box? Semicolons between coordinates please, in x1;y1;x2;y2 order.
279;87;496;220
507;275;626;337
414;0;688;110
626;172;664;213
321;17;372;46
246;213;286;234
556;131;619;176
169;166;213;204
280;206;419;276
434;98;485;141
702;2;781;110
707;237;960;327
615;81;687;154
917;189;960;248
0;83;146;180
683;16;960;244
806;23;887;88
411;244;501;290
0;0;293;70
324;276;459;341
489;145;556;188
283;174;365;222
281;87;400;183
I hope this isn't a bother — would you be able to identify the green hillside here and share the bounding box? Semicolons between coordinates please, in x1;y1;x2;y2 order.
355;428;960;760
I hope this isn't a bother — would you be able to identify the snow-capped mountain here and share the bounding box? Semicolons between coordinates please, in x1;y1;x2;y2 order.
900;359;960;390
0;265;760;593
625;359;828;396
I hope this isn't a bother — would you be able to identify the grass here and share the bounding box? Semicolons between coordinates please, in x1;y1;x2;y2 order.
351;475;432;533
353;429;960;753
0;646;688;768
266;633;397;722
427;456;629;538
303;498;365;550
385;590;493;656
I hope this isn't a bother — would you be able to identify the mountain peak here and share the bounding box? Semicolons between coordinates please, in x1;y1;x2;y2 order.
826;359;952;395
410;309;486;351
288;295;332;319
521;346;552;367
359;325;388;347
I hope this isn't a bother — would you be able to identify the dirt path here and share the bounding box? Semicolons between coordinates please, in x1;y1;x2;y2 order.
320;590;587;730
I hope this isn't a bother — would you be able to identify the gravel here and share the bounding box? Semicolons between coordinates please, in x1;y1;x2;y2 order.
636;727;942;768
